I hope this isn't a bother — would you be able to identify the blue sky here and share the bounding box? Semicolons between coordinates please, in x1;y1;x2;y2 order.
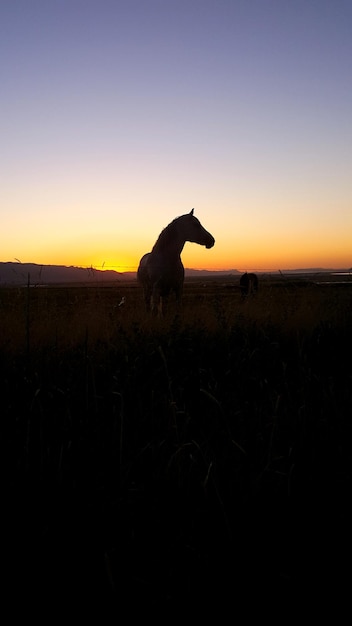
1;0;351;271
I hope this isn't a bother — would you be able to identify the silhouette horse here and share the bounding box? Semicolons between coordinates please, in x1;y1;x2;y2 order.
137;209;215;315
240;272;258;298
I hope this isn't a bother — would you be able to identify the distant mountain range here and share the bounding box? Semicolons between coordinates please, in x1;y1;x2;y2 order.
0;262;347;286
0;262;127;285
0;262;243;285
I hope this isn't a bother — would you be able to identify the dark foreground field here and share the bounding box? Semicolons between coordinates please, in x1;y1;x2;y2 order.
2;276;352;617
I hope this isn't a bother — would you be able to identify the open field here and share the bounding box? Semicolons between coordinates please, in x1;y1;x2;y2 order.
2;276;352;616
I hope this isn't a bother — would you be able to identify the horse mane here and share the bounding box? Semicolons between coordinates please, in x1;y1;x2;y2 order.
151;217;179;252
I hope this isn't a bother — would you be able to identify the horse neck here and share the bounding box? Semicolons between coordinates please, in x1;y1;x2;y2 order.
152;224;186;258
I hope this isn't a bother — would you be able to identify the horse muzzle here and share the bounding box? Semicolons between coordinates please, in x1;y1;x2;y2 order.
206;237;215;249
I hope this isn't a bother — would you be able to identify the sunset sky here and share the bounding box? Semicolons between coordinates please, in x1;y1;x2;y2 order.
1;0;351;272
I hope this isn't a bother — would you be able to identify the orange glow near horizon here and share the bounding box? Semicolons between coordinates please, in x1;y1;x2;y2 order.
6;234;351;274
45;247;352;274
2;202;351;273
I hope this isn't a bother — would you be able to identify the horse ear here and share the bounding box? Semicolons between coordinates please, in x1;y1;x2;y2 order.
190;208;194;215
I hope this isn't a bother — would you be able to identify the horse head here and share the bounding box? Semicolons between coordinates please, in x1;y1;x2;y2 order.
179;209;215;249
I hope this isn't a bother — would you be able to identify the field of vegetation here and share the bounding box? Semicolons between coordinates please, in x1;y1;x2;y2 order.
2;275;352;616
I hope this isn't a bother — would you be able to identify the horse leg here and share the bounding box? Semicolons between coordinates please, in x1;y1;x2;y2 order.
160;294;170;317
240;283;248;298
174;286;183;313
143;287;152;312
151;285;160;316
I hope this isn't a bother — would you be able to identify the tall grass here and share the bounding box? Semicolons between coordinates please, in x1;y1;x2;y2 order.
2;277;352;613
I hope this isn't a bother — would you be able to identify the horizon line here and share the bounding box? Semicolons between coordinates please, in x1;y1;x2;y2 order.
1;260;351;274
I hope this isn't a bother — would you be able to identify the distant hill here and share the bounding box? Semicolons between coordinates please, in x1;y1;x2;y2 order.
185;268;240;277
0;262;242;285
0;262;347;286
279;268;343;274
0;262;128;285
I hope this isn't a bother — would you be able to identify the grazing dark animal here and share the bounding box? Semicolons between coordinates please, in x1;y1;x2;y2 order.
137;209;215;315
240;272;258;298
